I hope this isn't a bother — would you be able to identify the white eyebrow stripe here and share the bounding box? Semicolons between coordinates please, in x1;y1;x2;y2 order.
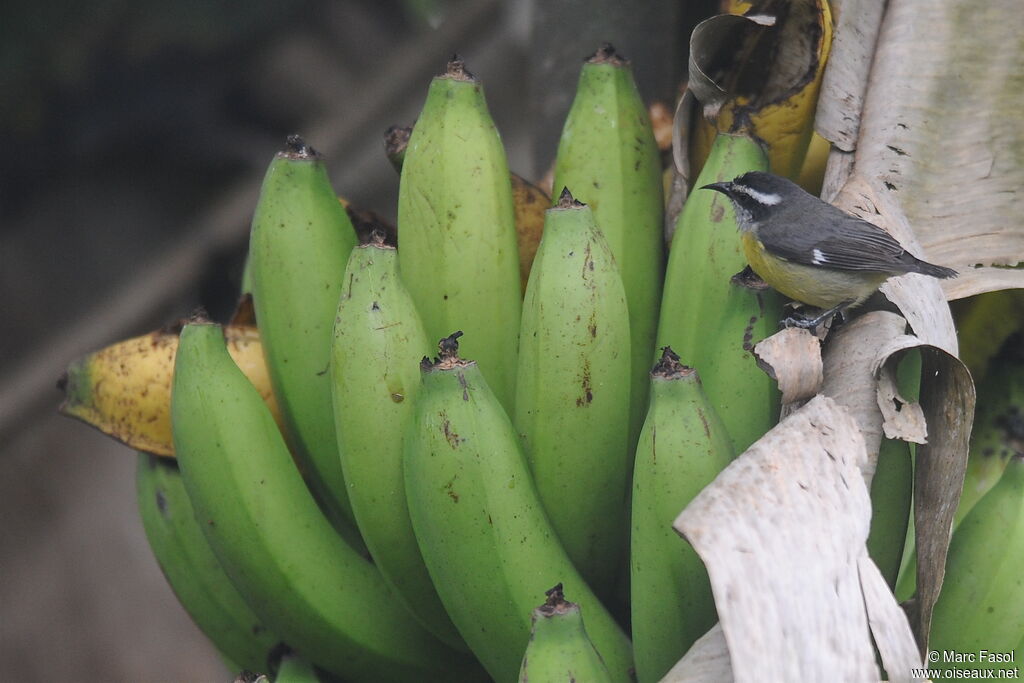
812;248;827;264
733;185;782;205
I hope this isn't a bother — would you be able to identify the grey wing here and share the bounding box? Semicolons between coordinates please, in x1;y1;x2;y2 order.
760;210;915;273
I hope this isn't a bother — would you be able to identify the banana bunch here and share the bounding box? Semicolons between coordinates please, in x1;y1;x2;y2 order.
61;32;1018;680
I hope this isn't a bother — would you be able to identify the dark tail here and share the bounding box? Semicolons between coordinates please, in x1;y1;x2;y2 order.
911;259;957;279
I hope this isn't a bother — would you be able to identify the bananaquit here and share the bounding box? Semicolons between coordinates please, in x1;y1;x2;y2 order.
702;171;957;328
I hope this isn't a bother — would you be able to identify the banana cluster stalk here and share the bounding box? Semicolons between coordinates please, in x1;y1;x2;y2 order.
552;43;665;445
397;57;521;411
171;322;483;682
656;132;781;453
330;234;465;651
517;584;613;683
630;348;735;682
136;453;283;672
929;455;1024;670
404;333;634;683
248;134;358;534
59;324;280;457
514;189;632;600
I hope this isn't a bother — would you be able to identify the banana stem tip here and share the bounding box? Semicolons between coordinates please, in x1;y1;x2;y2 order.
652;346;695;379
282;134;320;160
421;331;472;371
443;55;475;81
586;43;628;66
537;583;574;616
556;187;586;209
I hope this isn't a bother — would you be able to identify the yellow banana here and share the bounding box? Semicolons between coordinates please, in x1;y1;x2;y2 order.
59;324;281;457
690;0;833;179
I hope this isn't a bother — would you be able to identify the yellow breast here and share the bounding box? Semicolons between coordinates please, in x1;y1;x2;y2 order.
740;232;888;309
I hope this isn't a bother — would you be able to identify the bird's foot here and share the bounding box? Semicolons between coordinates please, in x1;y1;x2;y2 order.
780;301;854;335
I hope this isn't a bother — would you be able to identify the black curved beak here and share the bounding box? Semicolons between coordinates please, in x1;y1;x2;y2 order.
700;181;732;195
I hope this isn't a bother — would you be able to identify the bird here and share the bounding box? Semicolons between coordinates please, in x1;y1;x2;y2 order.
701;171;957;328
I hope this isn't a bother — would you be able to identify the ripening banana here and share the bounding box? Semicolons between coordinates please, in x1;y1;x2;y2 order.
552;43;665;447
136;452;283;672
655;132;782;453
517;584;614;683
514;190;632;601
59;324;281;457
404;333;634;683
171;321;485;683
248;134;359;530
929;455;1024;668
630;347;735;683
330;234;465;651
396;58;521;411
385;123;546;295
690;0;833;180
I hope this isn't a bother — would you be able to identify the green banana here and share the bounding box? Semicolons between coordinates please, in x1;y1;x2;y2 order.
171;321;483;682
929;455;1024;669
273;655;320;683
396;57;521;411
518;584;614;683
655;132;782;453
955;352;1024;528
386;122;549;296
514;190;632;600
248;134;359;534
330;234;465;651
552;43;665;446
136;452;283;673
404;333;634;683
866;437;913;588
629;347;735;683
896;347;1024;599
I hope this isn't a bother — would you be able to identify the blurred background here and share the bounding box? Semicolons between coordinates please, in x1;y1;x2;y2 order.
0;0;708;679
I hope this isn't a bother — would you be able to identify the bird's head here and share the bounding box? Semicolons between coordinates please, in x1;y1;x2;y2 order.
701;171;799;228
